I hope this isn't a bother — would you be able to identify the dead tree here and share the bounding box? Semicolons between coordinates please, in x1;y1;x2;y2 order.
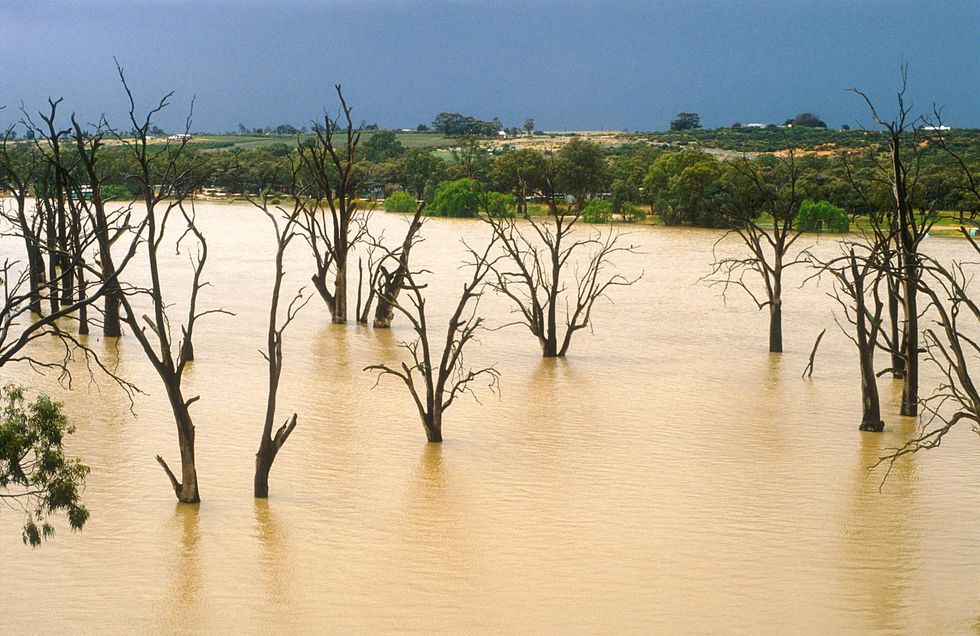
706;150;809;353
0;127;44;314
364;239;501;442
112;63;222;503
249;191;309;497
479;178;639;357
362;202;426;328
875;250;980;473
297;85;369;323
67;114;132;337
849;68;937;415
806;242;889;431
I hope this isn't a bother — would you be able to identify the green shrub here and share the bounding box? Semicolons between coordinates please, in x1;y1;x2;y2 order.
620;202;646;223
384;191;418;213
582;198;613;223
481;191;517;218
798;199;849;233
429;178;480;218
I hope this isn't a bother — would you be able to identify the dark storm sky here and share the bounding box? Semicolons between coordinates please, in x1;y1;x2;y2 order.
1;0;977;132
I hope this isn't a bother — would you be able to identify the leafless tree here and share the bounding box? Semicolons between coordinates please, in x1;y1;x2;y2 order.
805;240;890;431
297;85;370;324
875;248;980;473
66;113;133;337
364;238;501;442
479;184;639;357
706;150;809;353
0;107;144;388
0;125;44;314
248;185;309;497
357;202;426;328
111;63;224;503
849;67;938;415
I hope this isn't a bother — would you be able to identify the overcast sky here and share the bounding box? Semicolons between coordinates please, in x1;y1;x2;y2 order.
1;0;977;132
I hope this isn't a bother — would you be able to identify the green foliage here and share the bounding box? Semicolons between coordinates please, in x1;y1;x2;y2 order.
555;138;608;206
429;178;481;217
670;112;701;131
643;149;726;227
432;112;501;137
362;129;406;163
620;201;646;223
0;385;89;547
797;199;849;232
481;191;517;218
582;198;613;223
383;190;419;213
99;183;134;201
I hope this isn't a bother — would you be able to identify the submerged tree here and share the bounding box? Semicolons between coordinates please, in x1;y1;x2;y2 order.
806;241;889;431
298;85;369;323
479;159;639;358
706;151;810;353
0;384;89;547
112;64;220;503
252;199;308;498
876;247;980;470
365;239;501;443
849;68;938;415
365;202;426;328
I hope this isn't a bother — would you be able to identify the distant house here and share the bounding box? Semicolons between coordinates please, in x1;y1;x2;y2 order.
168;133;193;141
744;123;766;128
922;125;952;131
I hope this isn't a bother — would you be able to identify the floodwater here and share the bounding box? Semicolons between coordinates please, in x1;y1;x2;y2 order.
1;202;978;634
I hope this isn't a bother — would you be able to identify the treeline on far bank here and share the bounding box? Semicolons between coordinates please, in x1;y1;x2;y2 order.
3;125;978;230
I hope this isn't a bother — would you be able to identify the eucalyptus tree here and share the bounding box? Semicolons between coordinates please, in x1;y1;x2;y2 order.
297;85;369;324
252;195;309;498
849;68;938;415
111;64;221;503
365;239;501;443
706;151;810;353
479;157;639;358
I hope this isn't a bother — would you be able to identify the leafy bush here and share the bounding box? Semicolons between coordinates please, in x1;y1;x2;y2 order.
481;191;517;218
582;198;613;223
99;184;134;200
384;191;418;213
797;199;849;233
429;178;480;218
620;202;646;223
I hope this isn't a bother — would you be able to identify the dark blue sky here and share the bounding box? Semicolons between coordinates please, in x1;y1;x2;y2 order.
1;0;977;132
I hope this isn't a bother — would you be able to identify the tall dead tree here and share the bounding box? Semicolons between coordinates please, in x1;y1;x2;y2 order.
849;68;937;415
297;85;369;323
479;173;639;357
67;114;131;337
249;189;309;497
875;248;980;474
0;126;44;314
365;239;501;442
707;150;809;353
111;63;221;503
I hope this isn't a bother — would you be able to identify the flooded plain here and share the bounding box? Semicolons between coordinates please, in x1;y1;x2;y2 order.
1;202;978;633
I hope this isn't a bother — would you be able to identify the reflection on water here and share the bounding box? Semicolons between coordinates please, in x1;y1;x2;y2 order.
1;204;979;633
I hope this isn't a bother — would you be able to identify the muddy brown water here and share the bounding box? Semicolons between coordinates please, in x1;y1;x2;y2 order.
1;202;978;633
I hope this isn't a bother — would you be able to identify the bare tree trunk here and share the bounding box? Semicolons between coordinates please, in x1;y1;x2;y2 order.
769;301;783;353
424;406;443;442
854;276;883;431
887;273;904;377
333;259;347;323
901;273;919;415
